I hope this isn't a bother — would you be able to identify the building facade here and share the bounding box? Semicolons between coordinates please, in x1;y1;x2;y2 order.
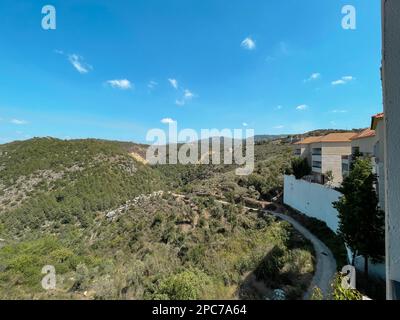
382;0;400;300
294;133;357;185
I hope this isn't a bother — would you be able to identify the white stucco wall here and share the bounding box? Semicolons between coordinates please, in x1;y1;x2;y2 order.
283;175;386;279
283;175;341;232
382;0;400;299
351;136;377;156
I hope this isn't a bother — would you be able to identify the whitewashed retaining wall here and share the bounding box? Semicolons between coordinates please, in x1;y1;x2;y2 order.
283;175;341;232
283;174;385;280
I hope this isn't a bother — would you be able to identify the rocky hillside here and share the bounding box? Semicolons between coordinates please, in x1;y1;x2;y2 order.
0;137;313;300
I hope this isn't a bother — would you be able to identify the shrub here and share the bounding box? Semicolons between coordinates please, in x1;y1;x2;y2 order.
155;269;212;300
331;273;363;300
291;158;311;180
254;246;285;282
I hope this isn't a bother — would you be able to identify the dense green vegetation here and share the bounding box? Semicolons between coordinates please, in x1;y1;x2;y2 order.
0;137;313;299
162;141;293;202
283;206;348;269
290;158;311;180
333;158;385;278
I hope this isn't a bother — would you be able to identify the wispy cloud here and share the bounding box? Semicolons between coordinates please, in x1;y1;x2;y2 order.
304;73;321;82
332;76;355;86
184;89;194;100
168;78;179;89
274;125;285;129
148;81;158;90
68;54;92;74
276;105;283;110
106;79;133;90
175;89;196;106
10;119;28;125
161;118;176;124
175;99;185;106
331;109;348;113
296;104;309;111
241;37;256;50
242;122;248;127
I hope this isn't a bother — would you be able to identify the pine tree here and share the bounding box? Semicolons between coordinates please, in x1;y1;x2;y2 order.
333;158;385;279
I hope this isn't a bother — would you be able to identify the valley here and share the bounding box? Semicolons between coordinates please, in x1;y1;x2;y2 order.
0;137;315;300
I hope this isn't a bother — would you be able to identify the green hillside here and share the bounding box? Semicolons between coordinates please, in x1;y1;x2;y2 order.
0;137;313;300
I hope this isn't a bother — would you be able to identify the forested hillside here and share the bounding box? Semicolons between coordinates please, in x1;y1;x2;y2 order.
0;137;314;299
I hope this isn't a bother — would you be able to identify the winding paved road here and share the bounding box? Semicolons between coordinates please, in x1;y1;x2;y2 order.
173;194;337;299
264;210;337;300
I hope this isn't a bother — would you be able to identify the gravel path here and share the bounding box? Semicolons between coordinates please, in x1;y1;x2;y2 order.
264;210;337;300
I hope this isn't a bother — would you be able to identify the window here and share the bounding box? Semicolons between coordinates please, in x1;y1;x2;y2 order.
352;146;360;155
312;161;322;168
294;149;301;155
312;148;322;156
342;163;349;172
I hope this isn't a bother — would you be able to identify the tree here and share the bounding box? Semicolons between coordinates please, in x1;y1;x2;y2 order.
333;158;385;279
291;157;311;180
325;170;334;185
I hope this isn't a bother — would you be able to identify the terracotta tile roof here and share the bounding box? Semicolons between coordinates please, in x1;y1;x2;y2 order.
351;128;376;140
373;113;384;120
371;112;384;130
293;136;323;145
318;132;358;143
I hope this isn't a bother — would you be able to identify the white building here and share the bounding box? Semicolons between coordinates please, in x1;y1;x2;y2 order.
294;133;357;185
382;0;400;300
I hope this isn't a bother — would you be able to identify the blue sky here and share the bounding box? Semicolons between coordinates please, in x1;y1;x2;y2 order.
0;0;383;143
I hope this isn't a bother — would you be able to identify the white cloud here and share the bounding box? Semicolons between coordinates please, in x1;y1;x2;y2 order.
274;125;285;129
296;104;308;111
10;119;28;125
332;109;348;113
168;78;179;89
161;118;176;124
184;89;194;100
304;73;321;82
241;37;256;50
342;76;354;81
148;81;158;90
175;99;185;106
68;54;92;74
106;79;133;90
276;105;283;110
332;76;355;86
242;122;248;127
332;79;345;85
174;89;196;106
54;49;64;55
